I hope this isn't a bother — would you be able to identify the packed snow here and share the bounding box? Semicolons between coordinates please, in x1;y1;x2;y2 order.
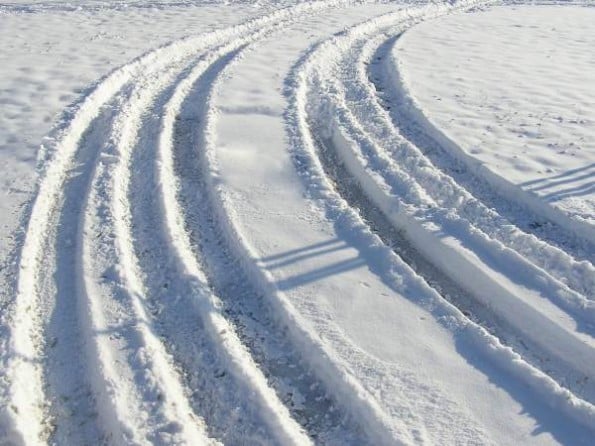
0;1;593;445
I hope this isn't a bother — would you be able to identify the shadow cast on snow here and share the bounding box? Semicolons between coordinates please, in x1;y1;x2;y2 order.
521;162;595;204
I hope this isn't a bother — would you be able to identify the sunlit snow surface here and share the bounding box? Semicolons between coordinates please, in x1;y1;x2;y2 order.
0;1;262;259
0;1;594;445
395;4;595;229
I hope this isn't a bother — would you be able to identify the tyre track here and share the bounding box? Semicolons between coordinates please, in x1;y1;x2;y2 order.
28;49;215;445
0;2;356;442
152;38;367;443
286;2;595;434
326;4;595;321
39;88;122;446
332;72;595;329
140;32;315;446
368;35;595;298
80;51;217;444
0;39;198;446
302;0;595;400
128;46;296;444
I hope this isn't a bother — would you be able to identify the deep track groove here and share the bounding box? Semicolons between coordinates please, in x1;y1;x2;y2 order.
283;5;595;435
165;44;367;444
127;49;279;444
3;2;594;444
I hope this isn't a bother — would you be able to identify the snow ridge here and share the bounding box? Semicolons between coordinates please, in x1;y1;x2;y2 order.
287;0;595;435
1;0;594;444
0;1;361;443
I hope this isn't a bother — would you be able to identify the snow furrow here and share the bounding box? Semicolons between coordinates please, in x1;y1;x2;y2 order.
39;100;118;445
287;2;595;434
370;35;595;295
83;52;217;443
0;2;357;442
156;39;368;444
315;109;595;402
126;46;307;444
155;32;318;446
300;1;595;399
126;50;286;444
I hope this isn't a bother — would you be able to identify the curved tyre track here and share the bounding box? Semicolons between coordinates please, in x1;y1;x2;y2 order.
299;0;595;403
0;2;360;443
1;1;594;445
318;1;595;316
153;44;368;444
286;0;595;436
302;8;595;401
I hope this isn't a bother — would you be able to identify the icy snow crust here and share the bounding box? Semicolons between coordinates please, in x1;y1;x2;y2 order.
0;1;594;445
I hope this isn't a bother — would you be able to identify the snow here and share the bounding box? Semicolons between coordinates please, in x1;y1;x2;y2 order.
0;1;594;445
0;1;259;294
393;3;595;238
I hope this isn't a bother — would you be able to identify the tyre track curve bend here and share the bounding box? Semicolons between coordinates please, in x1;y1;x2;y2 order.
0;2;364;444
285;0;595;440
1;1;594;445
301;0;595;405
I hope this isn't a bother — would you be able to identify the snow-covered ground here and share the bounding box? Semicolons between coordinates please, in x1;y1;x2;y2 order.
393;3;595;238
0;1;270;287
0;1;593;445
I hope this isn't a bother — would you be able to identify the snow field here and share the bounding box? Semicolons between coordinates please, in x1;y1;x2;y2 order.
0;0;594;444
